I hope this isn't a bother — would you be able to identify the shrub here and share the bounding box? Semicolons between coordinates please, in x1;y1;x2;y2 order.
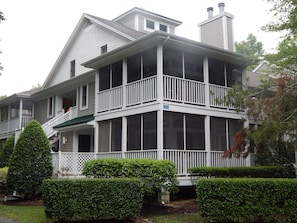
188;166;295;178
0;167;8;193
0;136;14;168
82;158;179;196
7;120;53;199
197;178;297;223
42;178;144;221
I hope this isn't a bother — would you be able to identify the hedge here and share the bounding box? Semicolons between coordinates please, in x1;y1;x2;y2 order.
197;178;297;223
82;158;178;195
0;167;8;193
188;165;295;178
42;178;144;221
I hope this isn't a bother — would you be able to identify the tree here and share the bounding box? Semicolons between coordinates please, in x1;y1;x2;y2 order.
7;120;53;199
0;136;14;167
0;12;5;75
235;33;265;71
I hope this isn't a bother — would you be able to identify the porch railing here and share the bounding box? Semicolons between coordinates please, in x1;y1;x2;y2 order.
209;84;234;108
163;75;206;105
97;86;123;112
42;106;77;138
52;150;252;176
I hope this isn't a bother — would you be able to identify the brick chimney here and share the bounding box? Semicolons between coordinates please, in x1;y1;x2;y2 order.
198;2;235;51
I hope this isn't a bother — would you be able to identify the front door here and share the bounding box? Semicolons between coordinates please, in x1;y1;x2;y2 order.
78;135;91;152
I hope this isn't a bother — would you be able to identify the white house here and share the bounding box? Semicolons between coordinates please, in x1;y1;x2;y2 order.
0;4;252;185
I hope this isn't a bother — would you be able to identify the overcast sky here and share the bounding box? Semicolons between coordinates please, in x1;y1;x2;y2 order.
0;0;280;96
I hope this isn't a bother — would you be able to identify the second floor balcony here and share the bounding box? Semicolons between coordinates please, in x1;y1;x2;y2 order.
97;74;235;113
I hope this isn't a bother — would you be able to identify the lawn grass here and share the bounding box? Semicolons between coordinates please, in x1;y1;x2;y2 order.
152;213;204;223
0;204;54;223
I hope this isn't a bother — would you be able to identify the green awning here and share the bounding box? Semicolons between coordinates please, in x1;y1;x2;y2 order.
53;114;94;129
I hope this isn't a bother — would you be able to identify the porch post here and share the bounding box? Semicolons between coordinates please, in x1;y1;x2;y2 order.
203;57;210;108
205;115;211;166
122;116;127;159
95;70;99;114
18;99;23;129
122;59;127;108
157;110;163;160
156;44;164;160
94;121;99;158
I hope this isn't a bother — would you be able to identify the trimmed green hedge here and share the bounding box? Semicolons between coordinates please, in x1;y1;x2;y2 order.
42;178;144;221
188;165;295;178
0;167;8;193
82;158;178;195
197;178;297;223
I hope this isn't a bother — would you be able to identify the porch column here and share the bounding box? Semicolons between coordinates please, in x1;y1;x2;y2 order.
157;110;163;160
205;115;211;166
157;44;163;102
203;57;210;108
94;121;99;156
18;99;23;129
122;116;127;159
95;70;99;114
122;59;127;108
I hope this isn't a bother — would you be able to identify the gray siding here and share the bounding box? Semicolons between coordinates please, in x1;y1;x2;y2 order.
78;82;95;117
200;17;224;49
60;132;73;152
227;17;234;51
34;99;50;125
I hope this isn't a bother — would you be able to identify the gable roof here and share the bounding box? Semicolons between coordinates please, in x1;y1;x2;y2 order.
42;13;145;89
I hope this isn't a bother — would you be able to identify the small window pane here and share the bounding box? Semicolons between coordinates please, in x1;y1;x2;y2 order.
81;85;87;107
159;24;167;32
143;48;157;78
163;47;183;78
99;121;110;152
163;112;184;149
186;114;205;150
70;60;75;77
99;66;110;91
209;58;225;86
101;44;107;54
127;115;141;150
185;52;204;82
143;112;157;149
127;54;141;83
112;61;123;87
111;118;122;151
210;117;227;151
146;20;155;29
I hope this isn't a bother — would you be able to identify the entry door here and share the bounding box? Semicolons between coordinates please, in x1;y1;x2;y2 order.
78;135;91;152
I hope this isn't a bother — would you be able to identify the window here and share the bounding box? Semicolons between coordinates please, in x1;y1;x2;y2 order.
163;47;183;78
146;19;155;30
48;96;54;117
184;52;204;82
80;85;88;109
159;24;168;32
226;63;242;87
127;54;141;83
209;58;225;86
70;60;75;78
143;112;157;149
186;114;205;150
163;112;184;149
143;47;157;78
11;102;19;118
0;106;8;121
127;115;141;150
99;61;123;90
99;118;122;152
101;44;107;54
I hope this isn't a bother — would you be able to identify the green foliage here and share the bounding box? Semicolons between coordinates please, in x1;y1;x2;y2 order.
82;158;179;196
7;120;53;199
235;33;265;70
197;178;297;223
0;136;14;167
188;166;295;178
42;178;144;221
0;167;8;193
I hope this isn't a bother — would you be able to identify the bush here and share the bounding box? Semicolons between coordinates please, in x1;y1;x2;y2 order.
82;158;179;196
42;178;144;221
188;166;295;178
7;120;53;199
0;136;14;168
197;178;297;223
0;167;8;193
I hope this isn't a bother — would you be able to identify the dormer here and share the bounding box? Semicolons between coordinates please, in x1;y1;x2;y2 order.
113;7;182;34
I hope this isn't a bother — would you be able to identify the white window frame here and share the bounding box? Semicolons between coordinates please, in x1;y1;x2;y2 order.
144;18;168;33
80;84;88;110
47;96;54;118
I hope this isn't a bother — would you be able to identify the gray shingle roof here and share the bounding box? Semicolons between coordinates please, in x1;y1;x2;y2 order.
86;14;146;40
